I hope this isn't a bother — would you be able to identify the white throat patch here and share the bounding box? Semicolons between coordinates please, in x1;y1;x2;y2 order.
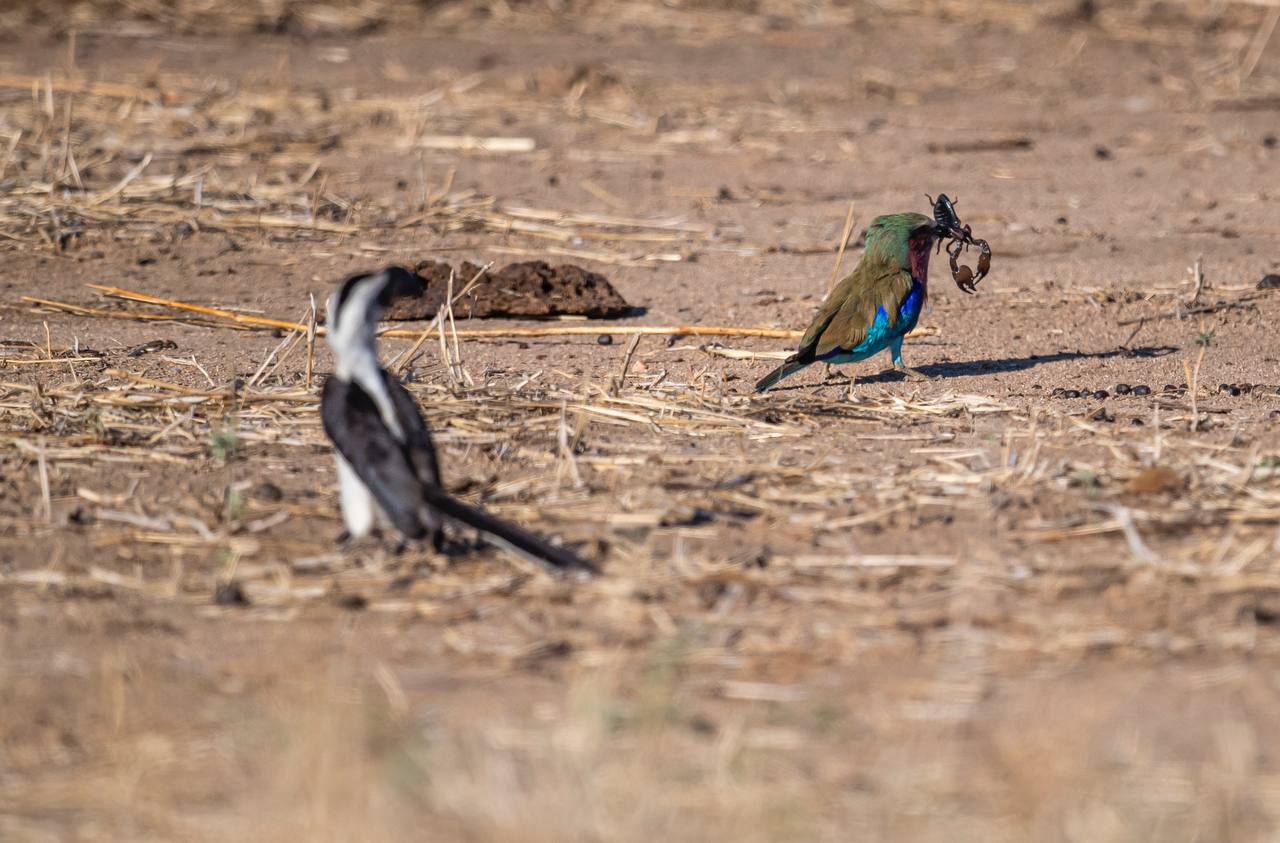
327;271;405;440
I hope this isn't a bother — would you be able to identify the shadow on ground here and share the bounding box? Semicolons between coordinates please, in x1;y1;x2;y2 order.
757;345;1181;392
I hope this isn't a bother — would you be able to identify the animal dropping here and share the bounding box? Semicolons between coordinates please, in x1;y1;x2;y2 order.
379;260;632;321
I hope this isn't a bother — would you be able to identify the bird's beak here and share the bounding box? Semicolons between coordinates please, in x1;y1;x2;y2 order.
917;222;944;241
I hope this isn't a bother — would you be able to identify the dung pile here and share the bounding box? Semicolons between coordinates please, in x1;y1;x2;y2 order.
382;260;633;321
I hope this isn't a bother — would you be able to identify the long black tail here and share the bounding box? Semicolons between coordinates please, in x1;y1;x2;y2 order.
422;485;598;576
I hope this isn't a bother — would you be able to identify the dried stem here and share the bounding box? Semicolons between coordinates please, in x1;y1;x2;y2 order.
305;294;318;390
611;333;644;395
827;200;858;294
391;262;492;374
33;286;808;341
1186;255;1206;307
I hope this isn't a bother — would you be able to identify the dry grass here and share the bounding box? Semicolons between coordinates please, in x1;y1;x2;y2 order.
4;309;1278;838
1;323;1277;631
1;0;1276;263
2;0;1280;840
8;633;1280;842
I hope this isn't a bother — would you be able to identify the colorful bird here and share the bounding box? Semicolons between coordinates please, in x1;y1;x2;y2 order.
754;212;941;393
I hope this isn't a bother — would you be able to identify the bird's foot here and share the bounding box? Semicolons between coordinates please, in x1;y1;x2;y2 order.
895;365;931;382
843;379;859;402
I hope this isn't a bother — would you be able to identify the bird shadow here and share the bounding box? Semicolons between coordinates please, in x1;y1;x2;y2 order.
858;344;1180;384
762;345;1179;391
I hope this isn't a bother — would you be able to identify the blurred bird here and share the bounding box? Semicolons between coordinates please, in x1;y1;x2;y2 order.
321;267;597;576
755;212;939;393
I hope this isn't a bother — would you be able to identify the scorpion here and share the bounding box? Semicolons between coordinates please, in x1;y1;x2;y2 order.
927;193;992;295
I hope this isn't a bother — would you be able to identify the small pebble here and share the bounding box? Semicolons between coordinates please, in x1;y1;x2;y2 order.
252;481;284;502
335;594;368;611
1133;385;1151;396
1265;135;1278;149
1130;418;1145;426
1095;146;1113;160
1258;274;1280;290
1162;384;1177;392
1050;387;1065;397
1219;383;1231;393
1089;408;1113;422
214;581;250;607
1114;383;1131;395
1062;389;1080;399
596;334;613;346
1271;409;1280;420
1227;385;1241;397
1093;390;1109;400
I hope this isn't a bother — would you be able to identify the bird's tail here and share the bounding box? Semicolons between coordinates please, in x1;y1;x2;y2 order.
422;485;599;576
754;357;808;393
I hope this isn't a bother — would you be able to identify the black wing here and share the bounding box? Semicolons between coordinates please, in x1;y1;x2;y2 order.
320;375;436;542
382;371;443;490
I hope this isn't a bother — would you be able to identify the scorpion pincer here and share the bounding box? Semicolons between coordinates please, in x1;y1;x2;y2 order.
928;193;992;295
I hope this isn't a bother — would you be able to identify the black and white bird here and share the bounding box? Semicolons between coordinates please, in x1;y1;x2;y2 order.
320;267;597;576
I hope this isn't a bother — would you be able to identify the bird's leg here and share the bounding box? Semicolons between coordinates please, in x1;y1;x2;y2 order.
890;337;930;381
844;375;858;402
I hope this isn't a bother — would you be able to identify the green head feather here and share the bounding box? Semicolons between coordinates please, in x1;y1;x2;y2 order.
863;212;935;272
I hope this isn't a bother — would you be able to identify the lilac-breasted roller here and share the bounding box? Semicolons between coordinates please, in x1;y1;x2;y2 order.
755;212;940;393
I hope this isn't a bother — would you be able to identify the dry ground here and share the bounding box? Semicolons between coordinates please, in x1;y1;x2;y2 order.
3;1;1280;840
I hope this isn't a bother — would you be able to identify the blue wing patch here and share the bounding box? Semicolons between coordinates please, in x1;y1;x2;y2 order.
818;280;925;364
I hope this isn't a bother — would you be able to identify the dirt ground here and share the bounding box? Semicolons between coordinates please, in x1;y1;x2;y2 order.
2;1;1280;840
